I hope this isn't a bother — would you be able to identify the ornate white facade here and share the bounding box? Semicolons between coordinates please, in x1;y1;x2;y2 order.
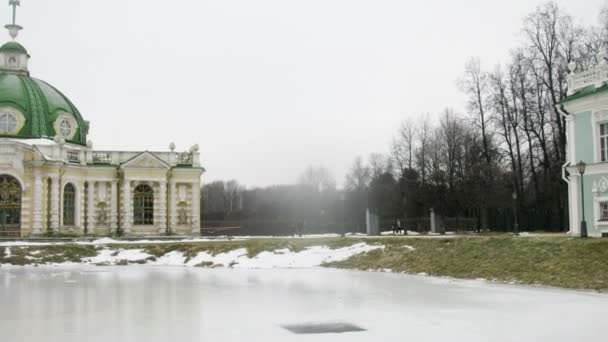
0;3;204;237
0;139;203;237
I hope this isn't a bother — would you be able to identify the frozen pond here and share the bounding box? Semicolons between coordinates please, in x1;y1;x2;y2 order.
1;267;607;341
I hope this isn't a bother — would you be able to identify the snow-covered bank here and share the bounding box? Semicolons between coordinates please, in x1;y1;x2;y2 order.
0;242;385;269
87;243;384;268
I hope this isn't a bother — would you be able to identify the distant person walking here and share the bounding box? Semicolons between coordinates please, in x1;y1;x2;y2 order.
397;219;405;235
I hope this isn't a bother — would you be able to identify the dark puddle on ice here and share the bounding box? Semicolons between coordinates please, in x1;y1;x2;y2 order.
282;322;366;334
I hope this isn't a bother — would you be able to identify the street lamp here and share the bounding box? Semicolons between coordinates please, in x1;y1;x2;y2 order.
402;191;408;236
512;190;519;236
340;193;347;237
577;160;588;238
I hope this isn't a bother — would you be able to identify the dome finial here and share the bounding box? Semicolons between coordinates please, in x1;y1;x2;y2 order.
5;0;22;40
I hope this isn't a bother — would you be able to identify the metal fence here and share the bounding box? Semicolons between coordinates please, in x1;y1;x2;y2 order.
201;208;565;236
201;219;355;236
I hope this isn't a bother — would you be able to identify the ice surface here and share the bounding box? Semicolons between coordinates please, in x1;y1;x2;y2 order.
0;267;606;342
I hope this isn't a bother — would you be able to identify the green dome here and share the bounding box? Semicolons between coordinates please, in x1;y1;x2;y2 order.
0;41;28;55
0;72;89;145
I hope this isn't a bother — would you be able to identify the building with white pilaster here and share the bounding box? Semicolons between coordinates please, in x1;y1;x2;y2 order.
562;51;608;238
0;2;203;237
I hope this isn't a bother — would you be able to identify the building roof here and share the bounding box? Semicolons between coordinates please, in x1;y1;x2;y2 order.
562;84;608;104
0;41;27;55
0;41;89;145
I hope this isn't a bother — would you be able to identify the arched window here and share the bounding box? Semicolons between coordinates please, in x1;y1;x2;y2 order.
0;175;22;237
63;183;76;226
133;184;154;225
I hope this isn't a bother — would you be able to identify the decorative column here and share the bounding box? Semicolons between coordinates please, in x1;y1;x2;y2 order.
76;181;86;233
169;181;177;233
158;181;167;234
110;180;118;233
191;181;200;235
32;169;43;235
49;175;60;232
122;180;131;233
87;181;95;234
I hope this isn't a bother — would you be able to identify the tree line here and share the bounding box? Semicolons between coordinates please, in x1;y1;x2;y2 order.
202;2;608;234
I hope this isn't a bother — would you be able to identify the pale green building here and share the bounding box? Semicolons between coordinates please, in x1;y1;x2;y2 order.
562;53;608;237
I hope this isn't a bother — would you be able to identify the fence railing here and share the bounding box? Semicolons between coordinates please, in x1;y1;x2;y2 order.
567;64;608;95
66;151;80;164
200;208;565;236
177;152;193;165
92;152;111;164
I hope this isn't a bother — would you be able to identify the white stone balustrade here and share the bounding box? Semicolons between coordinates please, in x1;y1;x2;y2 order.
24;143;202;168
567;52;608;96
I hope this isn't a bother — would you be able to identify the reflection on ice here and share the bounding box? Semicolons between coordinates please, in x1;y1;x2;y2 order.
0;267;607;342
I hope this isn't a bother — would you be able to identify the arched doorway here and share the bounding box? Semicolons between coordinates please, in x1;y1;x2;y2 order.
0;175;22;237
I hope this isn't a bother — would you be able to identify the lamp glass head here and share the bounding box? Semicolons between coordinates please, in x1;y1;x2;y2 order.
577;160;586;175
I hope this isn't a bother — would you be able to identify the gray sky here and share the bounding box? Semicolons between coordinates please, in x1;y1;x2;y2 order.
9;0;605;187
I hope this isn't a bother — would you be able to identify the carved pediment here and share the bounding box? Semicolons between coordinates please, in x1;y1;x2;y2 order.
121;152;170;169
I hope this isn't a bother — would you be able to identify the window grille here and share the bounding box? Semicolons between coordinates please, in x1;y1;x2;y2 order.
0;113;16;134
133;184;154;225
600;202;608;221
0;175;22;236
63;183;76;226
59;119;72;137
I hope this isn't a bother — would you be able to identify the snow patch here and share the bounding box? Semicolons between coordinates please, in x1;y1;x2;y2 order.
59;243;384;268
86;249;153;264
153;251;189;266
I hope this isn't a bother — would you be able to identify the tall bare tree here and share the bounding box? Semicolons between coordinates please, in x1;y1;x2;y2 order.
460;57;492;167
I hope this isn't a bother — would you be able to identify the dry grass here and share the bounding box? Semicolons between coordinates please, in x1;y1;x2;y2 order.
327;236;608;290
0;245;99;265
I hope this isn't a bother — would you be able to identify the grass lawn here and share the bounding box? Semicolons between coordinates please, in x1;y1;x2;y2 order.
327;236;608;290
1;235;607;290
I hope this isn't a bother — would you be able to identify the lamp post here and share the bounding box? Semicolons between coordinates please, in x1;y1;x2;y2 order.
512;190;519;236
577;161;588;238
402;191;408;235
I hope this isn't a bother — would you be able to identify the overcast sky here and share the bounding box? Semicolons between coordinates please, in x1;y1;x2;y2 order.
8;0;605;187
